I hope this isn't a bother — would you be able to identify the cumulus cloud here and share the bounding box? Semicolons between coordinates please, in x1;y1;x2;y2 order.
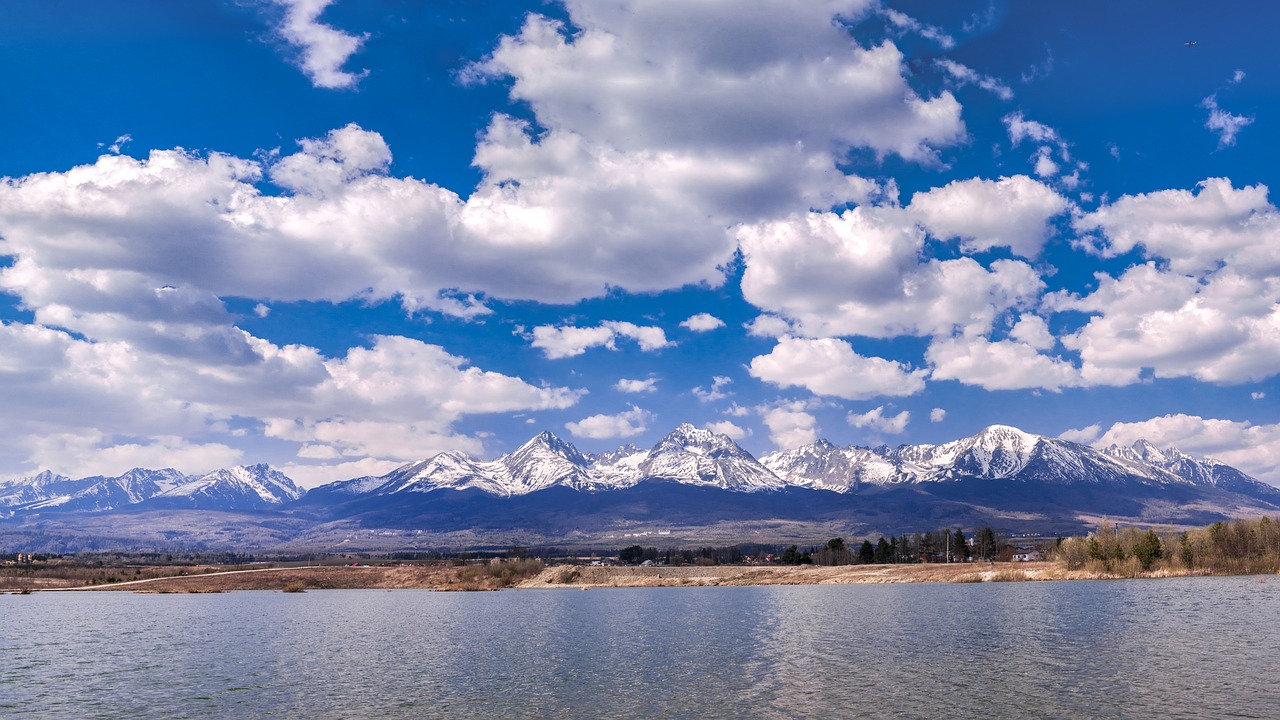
470;1;964;164
1094;414;1280;485
273;0;367;89
1200;94;1254;148
27;434;244;481
909;175;1068;257
926;335;1081;391
1051;266;1280;386
680;313;725;332
847;406;910;434
706;420;750;441
693;376;733;403
1057;179;1280;385
530;321;670;359
739;206;1043;338
749;337;927;400
745;315;793;338
615;377;658;393
1253;392;1266;400
1074;178;1279;276
1058;424;1101;444
930;408;946;423
762;405;819;450
565;405;653;439
0;320;579;484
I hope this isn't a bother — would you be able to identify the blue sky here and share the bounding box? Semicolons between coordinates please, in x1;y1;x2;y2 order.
2;0;1279;487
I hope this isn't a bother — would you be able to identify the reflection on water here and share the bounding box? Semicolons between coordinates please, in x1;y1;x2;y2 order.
1;576;1276;718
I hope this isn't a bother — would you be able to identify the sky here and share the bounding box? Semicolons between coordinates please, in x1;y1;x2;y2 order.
2;0;1279;488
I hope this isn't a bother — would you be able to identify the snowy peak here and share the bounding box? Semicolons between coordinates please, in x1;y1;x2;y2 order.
955;424;1043;478
500;431;593;492
1100;439;1271;494
760;441;897;491
154;464;303;509
0;471;82;508
640;424;785;491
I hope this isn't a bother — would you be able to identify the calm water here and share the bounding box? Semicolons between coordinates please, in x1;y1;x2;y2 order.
1;576;1277;718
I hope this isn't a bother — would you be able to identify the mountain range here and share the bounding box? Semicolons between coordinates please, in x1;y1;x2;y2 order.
2;424;1278;551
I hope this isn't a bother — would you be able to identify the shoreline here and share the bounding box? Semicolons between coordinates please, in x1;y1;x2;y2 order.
4;560;1255;593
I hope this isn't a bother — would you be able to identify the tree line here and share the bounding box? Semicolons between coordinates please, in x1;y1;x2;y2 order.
1052;517;1280;576
615;525;1008;566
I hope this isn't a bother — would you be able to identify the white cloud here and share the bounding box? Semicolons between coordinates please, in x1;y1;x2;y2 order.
1201;94;1253;147
1052;266;1280;386
934;59;1012;100
530;321;670;359
471;1;964;164
1074;178;1280;276
929;408;946;423
1253;392;1266;400
1003;112;1060;146
749;337;927;400
926;335;1081;391
745;315;793;338
739;206;1044;338
706;420;750;441
693;376;733;403
1009;315;1055;350
1094;414;1280;485
1053;179;1280;386
566;405;653;439
1058;424;1101;444
909;175;1068;257
1230;69;1246;85
762;406;819;450
0;320;579;480
881;8;955;49
847;406;910;434
253;303;271;318
615;377;658;393
680;313;725;332
1033;147;1060;178
25;433;244;481
273;0;367;90
282;457;404;489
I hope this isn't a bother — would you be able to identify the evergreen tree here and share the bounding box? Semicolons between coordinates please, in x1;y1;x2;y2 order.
874;537;892;563
859;540;875;564
953;528;970;561
1135;530;1163;570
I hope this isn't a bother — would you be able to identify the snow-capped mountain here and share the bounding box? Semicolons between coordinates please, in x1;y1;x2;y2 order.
23;468;189;512
326;425;787;499
630;423;787;491
2;425;1277;551
760;424;1273;493
1101;440;1272;494
1;470;80;510
761;440;895;491
146;464;304;510
0;468;189;513
307;423;1275;501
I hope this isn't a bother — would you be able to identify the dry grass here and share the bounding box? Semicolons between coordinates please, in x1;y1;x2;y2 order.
517;562;1063;589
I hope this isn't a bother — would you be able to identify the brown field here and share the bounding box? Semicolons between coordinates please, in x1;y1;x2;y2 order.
3;559;1246;594
0;560;545;593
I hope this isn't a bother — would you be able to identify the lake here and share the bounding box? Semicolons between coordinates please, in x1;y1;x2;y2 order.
2;576;1276;718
